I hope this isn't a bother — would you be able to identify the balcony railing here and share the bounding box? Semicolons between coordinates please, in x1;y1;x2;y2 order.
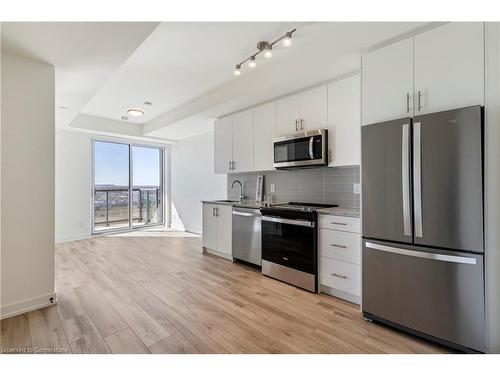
94;187;161;229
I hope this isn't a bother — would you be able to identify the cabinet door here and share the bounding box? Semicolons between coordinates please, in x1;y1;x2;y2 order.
414;22;484;115
327;75;361;166
215;205;232;256
232;109;254;173
214;116;233;174
300;85;328;132
362;38;413;125
276;94;301;136
202;204;217;250
253;102;277;171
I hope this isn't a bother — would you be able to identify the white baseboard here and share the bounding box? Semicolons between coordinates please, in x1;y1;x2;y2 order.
203;247;233;261
55;233;90;243
184;226;202;235
0;293;57;320
320;285;361;305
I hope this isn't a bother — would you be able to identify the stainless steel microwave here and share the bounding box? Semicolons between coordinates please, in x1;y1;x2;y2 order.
273;129;328;169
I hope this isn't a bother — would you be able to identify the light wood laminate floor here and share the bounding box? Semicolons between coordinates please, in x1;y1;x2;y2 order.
1;234;452;354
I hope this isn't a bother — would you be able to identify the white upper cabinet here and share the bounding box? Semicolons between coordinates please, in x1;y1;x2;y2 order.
276;94;301;136
214;115;233;174
362;38;413;125
232;109;254;173
362;22;485;125
253;102;277;171
327;75;361;167
276;85;328;136
414;22;484;115
300;85;328;132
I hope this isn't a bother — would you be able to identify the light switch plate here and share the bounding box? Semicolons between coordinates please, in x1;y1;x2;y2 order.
353;183;361;195
271;184;276;193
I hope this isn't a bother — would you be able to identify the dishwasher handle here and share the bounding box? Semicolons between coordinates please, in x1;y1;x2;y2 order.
233;209;261;217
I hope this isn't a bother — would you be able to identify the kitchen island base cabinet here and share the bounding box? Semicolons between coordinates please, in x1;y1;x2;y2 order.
319;214;361;305
202;203;232;260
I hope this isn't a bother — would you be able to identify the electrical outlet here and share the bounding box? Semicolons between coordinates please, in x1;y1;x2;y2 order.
271;184;276;193
353;183;361;195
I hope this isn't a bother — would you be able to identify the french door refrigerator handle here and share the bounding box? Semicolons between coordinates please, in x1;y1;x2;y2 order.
402;123;412;236
413;122;423;238
365;242;477;265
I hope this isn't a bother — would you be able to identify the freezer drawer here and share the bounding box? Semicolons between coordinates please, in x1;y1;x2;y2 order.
362;240;486;352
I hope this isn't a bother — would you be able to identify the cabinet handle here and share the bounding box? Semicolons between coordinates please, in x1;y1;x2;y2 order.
215;207;219;217
331;273;348;279
417;90;422;111
331;222;347;226
295;119;298;132
232;161;235;170
282;257;288;261
406;92;410;113
300;118;304;131
212;207;216;216
330;244;347;249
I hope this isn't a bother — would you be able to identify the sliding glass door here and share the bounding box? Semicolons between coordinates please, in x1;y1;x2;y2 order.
132;146;162;227
93;140;164;233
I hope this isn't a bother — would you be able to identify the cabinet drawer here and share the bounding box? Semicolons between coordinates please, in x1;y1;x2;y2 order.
320;257;360;296
320;229;360;264
320;215;360;233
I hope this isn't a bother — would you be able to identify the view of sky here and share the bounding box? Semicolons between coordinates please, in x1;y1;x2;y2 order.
94;141;161;186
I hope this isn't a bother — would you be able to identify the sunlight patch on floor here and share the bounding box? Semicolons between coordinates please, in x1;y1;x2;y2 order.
107;228;200;238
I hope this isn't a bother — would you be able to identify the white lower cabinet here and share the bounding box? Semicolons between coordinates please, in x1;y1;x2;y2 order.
202;203;232;259
320;257;360;297
319;214;361;304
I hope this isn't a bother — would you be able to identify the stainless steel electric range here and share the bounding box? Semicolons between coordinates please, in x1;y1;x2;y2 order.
260;202;337;292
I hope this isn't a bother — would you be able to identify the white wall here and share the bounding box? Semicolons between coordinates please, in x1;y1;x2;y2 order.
485;22;500;354
1;53;56;319
170;131;226;234
55;130;92;242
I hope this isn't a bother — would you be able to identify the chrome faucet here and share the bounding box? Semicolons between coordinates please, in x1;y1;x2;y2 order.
231;180;245;202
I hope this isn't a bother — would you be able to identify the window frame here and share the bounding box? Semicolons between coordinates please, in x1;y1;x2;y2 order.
91;137;166;235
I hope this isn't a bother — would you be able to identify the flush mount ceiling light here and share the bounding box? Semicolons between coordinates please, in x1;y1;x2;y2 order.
126;108;144;117
233;28;296;76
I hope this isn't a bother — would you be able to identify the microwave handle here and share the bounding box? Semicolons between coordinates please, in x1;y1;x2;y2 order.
309;137;314;159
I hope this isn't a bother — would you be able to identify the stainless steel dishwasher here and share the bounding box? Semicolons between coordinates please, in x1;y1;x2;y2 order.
232;207;261;266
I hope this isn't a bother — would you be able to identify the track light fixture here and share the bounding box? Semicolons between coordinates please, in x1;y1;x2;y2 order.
233;64;242;76
248;56;257;68
233;28;296;76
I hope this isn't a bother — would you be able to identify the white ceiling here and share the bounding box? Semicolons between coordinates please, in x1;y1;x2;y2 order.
2;21;433;141
146;22;431;140
81;22;297;124
1;22;159;128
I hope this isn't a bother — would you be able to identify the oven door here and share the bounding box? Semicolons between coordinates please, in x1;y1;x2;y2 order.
261;216;316;274
273;130;327;169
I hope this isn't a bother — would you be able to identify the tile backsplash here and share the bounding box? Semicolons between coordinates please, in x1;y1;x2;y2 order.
227;166;360;208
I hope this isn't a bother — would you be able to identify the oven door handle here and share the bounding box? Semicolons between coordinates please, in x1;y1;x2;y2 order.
309;137;314;159
262;216;315;228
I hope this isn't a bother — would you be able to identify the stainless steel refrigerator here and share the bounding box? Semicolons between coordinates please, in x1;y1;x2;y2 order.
361;105;486;353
